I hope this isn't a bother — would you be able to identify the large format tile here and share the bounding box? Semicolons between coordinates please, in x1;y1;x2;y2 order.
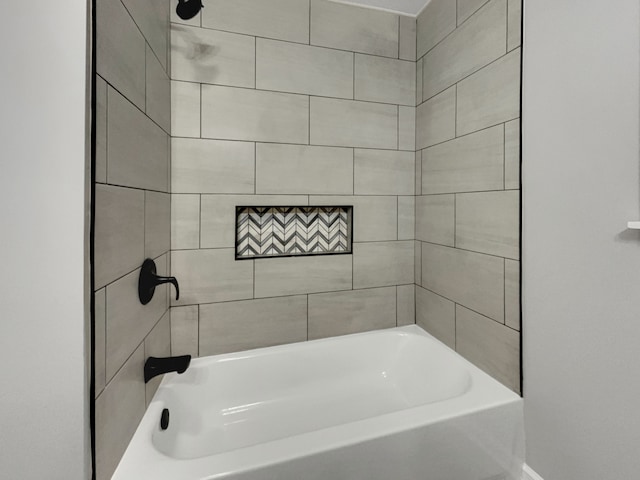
311;195;397;242
354;150;414;195
457;0;491;24
414;240;422;285
202;0;310;44
416;58;423;104
199;296;308;355
455;190;519;259
171;138;254;194
504;119;520;189
95;184;144;289
121;0;169;70
308;287;396;340
171;194;200;250
107;88;169;192
399;106;416;151
421;243;504;321
415;151;422;195
170;306;199;357
399;16;417;61
171;249;254;305
398;196;415;240
423;0;506;100
96;0;145;109
353;241;414;289
415;195;455;246
256;144;353;195
95;76;107;183
171;81;200;137
416;86;456;149
200;195;308;248
144;311;171;404
416;0;456;58
310;97;398;149
310;0;398;58
201;85;309;144
105;255;168;381
416;286;455;349
145;44;171;133
422;125;504;194
354;55;415;106
456;48;521;136
507;0;522;51
456;305;520;392
171;24;255;87
145;191;170;259
254;255;352;298
95;345;145;480
95;288;106;397
505;259;520;331
256;39;353;99
397;284;416;326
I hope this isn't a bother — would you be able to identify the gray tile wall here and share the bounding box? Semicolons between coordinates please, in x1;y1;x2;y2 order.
94;0;171;478
170;0;416;361
95;1;523;473
415;0;521;393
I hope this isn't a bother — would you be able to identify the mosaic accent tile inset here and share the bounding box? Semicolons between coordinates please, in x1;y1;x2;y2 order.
236;206;353;259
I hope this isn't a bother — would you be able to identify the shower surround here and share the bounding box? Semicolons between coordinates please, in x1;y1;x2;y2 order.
169;0;418;358
414;0;522;393
93;0;522;478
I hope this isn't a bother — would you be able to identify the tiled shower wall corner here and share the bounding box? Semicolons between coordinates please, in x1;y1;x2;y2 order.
169;0;417;358
93;0;171;478
415;0;522;393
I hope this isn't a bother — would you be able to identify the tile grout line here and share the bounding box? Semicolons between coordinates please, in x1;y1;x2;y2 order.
395;286;398;326
417;0;491;62
418;239;519;262
454;84;458;137
506;0;509;52
419;117;521;151
503;259;507;325
180;22;408;61
171;134;417;153
102;76;170;136
306;294;309;340
417;284;513;332
421;47;520;104
397;16;400;59
308;96;311;145
176;285;407;310
397;105;400;150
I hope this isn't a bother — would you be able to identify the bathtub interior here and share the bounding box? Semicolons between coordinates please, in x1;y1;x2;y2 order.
152;328;473;459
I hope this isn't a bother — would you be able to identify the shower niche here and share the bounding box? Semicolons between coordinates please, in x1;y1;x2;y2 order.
235;206;353;260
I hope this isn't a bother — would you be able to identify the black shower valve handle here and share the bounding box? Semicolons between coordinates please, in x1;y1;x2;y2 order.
153;274;180;301
138;258;180;305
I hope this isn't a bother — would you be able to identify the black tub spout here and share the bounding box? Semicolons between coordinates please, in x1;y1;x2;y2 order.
144;355;191;383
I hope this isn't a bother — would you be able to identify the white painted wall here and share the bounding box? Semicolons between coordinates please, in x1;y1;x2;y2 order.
0;1;90;479
522;0;640;479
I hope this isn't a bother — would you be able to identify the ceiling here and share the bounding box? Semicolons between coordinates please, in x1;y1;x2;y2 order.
331;0;432;16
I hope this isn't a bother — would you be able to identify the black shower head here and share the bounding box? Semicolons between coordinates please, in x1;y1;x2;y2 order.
176;0;203;20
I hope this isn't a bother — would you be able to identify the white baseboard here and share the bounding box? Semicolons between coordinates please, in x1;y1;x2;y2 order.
523;464;544;480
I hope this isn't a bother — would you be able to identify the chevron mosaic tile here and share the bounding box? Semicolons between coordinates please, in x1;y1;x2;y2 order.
236;206;353;259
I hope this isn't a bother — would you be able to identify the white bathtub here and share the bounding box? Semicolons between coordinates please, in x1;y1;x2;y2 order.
113;325;524;480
